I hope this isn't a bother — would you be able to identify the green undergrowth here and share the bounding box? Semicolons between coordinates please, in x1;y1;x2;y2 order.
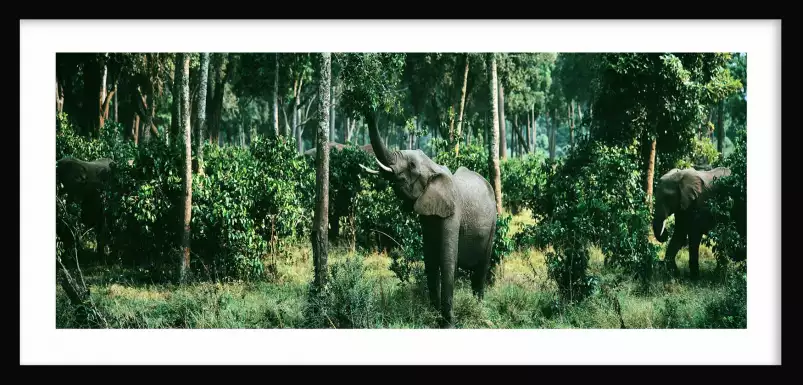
57;224;745;329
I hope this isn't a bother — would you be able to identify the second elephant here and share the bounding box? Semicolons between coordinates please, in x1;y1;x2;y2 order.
652;167;732;279
56;156;115;259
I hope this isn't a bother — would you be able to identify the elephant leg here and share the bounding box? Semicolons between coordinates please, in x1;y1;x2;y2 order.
687;226;703;281
438;224;459;328
423;245;441;310
471;231;494;301
664;232;687;277
470;266;488;301
439;254;457;328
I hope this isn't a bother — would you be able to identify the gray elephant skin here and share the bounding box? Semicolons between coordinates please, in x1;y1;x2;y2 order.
652;167;732;279
56;156;114;259
359;111;498;328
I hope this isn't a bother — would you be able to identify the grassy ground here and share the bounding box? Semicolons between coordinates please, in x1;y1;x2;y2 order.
57;210;746;329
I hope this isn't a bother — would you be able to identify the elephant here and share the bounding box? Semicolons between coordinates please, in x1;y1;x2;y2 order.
358;111;498;328
652;166;732;280
56;156;115;260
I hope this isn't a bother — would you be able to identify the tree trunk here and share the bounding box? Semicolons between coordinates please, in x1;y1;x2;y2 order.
526;110;531;154
717;100;725;152
488;54;503;214
101;62;107;105
179;53;193;284
311;53;332;288
207;53;228;146
294;77;303;152
113;82;118;122
133;115;140;147
56;81;64;114
515;115;520;157
548;110;555;160
569;100;575;149
577;103;584;139
196;53;209;175
274;53;280;137
498;82;506;160
516;117;530;154
531;106;536;152
455;54;470;156
206;54;217;142
644;137;657;209
465;120;471;147
171;55;183;146
99;58;107;131
330;84;336;142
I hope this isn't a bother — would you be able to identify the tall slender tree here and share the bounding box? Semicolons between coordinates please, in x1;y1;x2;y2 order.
311;52;332;288
179;53;192;283
196;53;209;175
488;54;502;213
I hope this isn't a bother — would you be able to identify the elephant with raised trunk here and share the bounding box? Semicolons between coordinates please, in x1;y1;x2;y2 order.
652;167;732;279
359;111;498;328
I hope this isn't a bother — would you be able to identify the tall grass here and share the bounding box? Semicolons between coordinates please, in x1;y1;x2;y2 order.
57;215;746;329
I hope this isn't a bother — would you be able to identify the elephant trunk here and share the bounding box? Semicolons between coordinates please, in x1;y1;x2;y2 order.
365;110;394;168
653;215;668;243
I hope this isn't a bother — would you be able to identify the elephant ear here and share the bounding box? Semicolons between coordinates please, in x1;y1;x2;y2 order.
56;158;88;197
92;160;113;183
678;171;703;211
413;172;457;218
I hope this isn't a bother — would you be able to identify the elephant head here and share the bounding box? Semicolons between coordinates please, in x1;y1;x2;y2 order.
56;157;114;200
358;111;457;218
651;167;731;242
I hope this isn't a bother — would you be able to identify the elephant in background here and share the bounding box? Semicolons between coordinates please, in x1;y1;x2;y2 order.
56;156;115;260
359;110;498;328
652;167;732;279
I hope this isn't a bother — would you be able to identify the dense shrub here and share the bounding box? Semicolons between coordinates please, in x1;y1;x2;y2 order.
57;112;316;281
705;128;747;268
516;138;659;302
353;170;423;282
500;154;548;213
431;139;490;180
674;136;721;169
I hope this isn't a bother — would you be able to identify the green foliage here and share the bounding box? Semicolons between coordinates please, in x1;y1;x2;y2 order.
500;154;548;213
591;53;741;167
517;138;658;302
325;145;376;231
489;213;514;284
58;113;315;281
353;172;422;282
705;129;747;267
56;112;136;163
339;53;407;118
674;136;721;169
302;256;378;328
431;139;489;179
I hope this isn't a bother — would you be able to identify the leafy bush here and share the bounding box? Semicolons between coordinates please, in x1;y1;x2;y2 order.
58;115;316;281
432;139;490;180
353;172;423;282
105;138;185;274
705;128;747;268
675;136;721;169
500;154;547;213
517;138;658;302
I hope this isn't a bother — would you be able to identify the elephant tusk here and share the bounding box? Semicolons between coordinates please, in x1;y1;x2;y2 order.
375;157;392;172
359;164;380;174
660;219;666;237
